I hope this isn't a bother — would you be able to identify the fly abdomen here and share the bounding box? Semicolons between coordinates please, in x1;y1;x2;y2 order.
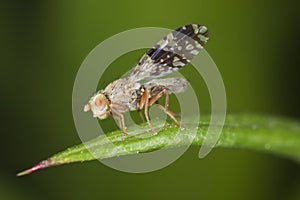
144;77;188;95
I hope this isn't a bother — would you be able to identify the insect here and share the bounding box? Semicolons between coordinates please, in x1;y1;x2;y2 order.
84;24;209;134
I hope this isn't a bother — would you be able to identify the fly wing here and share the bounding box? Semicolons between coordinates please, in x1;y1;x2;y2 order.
126;24;209;81
144;77;188;95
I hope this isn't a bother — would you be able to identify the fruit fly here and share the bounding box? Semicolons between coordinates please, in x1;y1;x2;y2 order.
84;24;209;134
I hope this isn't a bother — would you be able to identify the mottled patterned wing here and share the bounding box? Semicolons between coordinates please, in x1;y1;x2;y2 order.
126;24;209;81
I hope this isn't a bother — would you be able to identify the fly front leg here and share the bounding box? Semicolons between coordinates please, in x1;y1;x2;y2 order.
112;112;126;135
111;103;129;135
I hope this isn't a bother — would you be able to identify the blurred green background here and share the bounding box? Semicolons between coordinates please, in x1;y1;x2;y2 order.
1;0;300;199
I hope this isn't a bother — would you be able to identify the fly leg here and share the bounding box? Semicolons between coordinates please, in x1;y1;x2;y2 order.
111;103;129;135
138;88;157;134
137;110;145;123
149;89;183;128
112;112;126;135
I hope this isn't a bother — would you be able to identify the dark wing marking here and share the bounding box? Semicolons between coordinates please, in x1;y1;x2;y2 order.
126;24;209;81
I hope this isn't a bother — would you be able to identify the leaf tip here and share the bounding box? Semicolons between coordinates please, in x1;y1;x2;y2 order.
17;160;51;177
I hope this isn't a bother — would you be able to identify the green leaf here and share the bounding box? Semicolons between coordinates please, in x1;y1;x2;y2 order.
17;114;300;176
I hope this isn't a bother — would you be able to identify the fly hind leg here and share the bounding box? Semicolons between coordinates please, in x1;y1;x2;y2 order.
149;88;183;128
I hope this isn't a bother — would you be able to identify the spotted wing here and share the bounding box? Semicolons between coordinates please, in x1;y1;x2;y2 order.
126;24;209;81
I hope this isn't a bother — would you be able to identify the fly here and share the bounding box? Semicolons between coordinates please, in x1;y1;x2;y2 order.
84;24;209;134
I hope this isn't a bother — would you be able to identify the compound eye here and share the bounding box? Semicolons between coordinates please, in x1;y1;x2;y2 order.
94;94;107;111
